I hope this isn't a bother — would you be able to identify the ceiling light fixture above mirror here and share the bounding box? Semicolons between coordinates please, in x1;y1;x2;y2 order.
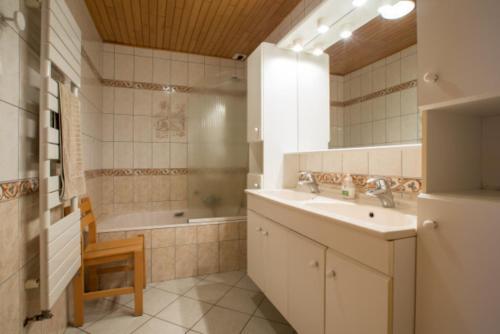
278;0;415;56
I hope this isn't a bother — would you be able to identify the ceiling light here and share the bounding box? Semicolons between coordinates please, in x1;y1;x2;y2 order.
292;39;304;53
378;0;415;20
352;0;367;7
317;19;329;34
340;29;352;39
312;47;324;56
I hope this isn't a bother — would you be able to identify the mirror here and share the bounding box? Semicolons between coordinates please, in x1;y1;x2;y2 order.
278;0;418;149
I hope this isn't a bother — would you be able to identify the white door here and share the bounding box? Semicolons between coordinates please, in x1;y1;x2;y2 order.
287;231;326;334
247;210;265;289
416;196;500;334
325;249;390;334
246;45;262;142
263;218;289;317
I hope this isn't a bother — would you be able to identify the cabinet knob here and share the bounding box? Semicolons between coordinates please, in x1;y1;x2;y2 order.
423;72;439;83
423;220;438;230
254;127;259;132
327;270;336;278
308;260;319;268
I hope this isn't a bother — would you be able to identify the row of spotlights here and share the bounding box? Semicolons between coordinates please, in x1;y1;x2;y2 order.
294;0;414;55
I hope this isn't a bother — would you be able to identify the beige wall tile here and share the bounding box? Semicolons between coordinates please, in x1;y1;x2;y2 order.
133;116;152;142
114;88;134;115
322;151;342;173
153;58;171;84
283;153;299;188
18;194;39;267
133;89;153;116
115;53;134;81
170;143;187;168
151;175;170;202
134;56;153;82
114;115;133;141
299;152;322;171
175;244;197;278
0;272;20;334
113;142;133;168
152;246;175;282
369;148;402;176
0;199;20;284
238;222;247;240
342;150;369;174
402;146;422;178
152;143;170;168
239;240;247;271
175;226;196;245
170;175;187;201
0;26;20;106
133;143;152;168
133;175;151;203
98;231;127;242
102;176;114;204
114;176;134;203
219;240;241;272
171;61;188;86
197;225;219;243
198;242;219;275
152;228;176;248
0;101;19;182
219;223;239;241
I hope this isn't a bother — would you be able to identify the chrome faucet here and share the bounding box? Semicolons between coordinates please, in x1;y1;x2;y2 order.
366;177;395;208
298;171;320;193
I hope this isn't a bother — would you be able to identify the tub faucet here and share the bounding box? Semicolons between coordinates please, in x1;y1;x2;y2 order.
366;177;395;208
298;171;320;193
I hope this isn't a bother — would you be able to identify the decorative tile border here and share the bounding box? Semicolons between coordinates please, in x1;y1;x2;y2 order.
330;80;418;108
310;172;422;193
0;178;39;202
84;167;248;179
101;79;192;93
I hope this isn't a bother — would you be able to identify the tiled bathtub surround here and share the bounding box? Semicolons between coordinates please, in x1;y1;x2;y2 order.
330;45;420;148
284;144;422;195
98;220;247;284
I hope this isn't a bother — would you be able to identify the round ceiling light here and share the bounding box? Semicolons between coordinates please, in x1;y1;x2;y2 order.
312;47;324;56
378;0;415;20
340;29;353;39
292;39;304;53
317;19;329;34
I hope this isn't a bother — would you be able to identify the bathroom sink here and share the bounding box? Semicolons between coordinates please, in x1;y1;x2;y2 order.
260;189;318;201
304;201;416;228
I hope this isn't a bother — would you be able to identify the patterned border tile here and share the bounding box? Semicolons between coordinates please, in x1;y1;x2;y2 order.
101;79;192;93
0;178;39;202
84;167;248;179
310;172;422;193
330;80;417;108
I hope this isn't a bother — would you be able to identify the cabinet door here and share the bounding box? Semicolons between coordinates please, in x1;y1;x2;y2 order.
263;219;289;317
418;0;500;106
325;249;390;334
247;46;262;142
416;197;500;334
247;210;265;289
287;231;326;334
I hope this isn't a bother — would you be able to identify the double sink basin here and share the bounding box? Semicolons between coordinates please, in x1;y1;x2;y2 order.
246;189;417;240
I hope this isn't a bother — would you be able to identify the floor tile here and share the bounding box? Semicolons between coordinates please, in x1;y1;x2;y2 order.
254;298;288;324
80;299;120;329
192;306;251;334
184;280;232;304
106;292;135;306
125;288;178;315
133;318;188;334
235;276;260;292
84;306;151;334
217;287;264;314
155;277;203;294
156;296;212;328
205;271;245;285
241;317;295;334
64;328;88;334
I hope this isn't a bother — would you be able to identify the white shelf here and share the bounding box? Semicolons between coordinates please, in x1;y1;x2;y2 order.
419;189;500;204
419;92;500;116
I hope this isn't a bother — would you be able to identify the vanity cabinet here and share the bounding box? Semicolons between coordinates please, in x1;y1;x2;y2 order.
417;0;500;107
247;210;289;316
325;249;390;334
287;232;326;334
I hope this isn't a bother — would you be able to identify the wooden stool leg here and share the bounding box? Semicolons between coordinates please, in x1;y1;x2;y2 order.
133;251;144;316
72;268;84;327
88;266;98;291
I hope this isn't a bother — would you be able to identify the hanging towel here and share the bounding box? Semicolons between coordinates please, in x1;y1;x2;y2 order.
59;83;86;200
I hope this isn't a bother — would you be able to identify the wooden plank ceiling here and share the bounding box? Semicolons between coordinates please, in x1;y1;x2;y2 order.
85;0;301;59
327;10;417;75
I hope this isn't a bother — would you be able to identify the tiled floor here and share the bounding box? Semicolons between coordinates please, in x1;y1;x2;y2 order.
66;271;296;334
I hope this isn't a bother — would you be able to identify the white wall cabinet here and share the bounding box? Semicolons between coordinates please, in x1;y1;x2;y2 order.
246;42;329;189
325;249;390;334
287;232;326;334
417;0;500;107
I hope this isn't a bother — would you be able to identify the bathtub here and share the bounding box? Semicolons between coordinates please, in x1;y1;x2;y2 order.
98;209;246;232
96;210;248;283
